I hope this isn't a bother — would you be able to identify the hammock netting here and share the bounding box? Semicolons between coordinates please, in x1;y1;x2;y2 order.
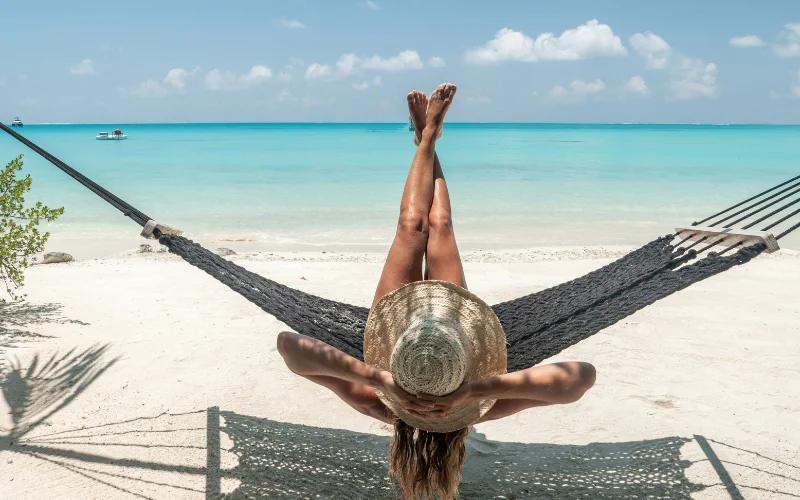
1;121;796;372
156;232;765;371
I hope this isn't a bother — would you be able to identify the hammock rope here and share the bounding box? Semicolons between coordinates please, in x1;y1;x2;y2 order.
0;123;152;227
2;121;798;370
694;174;800;226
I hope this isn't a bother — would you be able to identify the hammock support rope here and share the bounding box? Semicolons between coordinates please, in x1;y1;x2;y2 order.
2;121;798;370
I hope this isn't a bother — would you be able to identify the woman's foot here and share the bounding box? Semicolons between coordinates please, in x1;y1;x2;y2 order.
407;90;428;144
422;83;456;143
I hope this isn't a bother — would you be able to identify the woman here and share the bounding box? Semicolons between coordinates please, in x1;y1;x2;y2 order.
277;83;596;499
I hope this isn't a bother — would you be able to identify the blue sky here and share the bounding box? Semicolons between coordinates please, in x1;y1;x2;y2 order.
3;0;800;123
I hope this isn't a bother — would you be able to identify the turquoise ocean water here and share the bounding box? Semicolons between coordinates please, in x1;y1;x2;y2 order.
2;123;799;254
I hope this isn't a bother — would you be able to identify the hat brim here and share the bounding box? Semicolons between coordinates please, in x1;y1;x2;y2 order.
364;280;507;433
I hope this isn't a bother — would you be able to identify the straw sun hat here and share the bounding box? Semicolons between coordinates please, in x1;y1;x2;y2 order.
364;280;507;433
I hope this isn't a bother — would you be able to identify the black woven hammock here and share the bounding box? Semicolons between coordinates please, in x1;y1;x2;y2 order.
2;123;798;371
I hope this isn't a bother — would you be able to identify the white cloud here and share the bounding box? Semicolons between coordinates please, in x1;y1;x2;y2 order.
622;75;649;95
630;31;717;100
336;53;361;74
428;56;447;68
535;21;627;61
70;59;95;75
352;75;382;91
131;79;168;98
244;65;272;83
277;58;303;82
306;50;433;82
629;32;671;69
163;66;200;93
549;79;605;101
773;23;800;58
305;63;332;80
361;0;380;10
362;50;424;71
281;18;306;29
276;88;297;102
466;28;535;63
670;59;718;100
133;67;198;97
464;19;627;64
729;35;765;48
204;65;272;91
571;79;606;95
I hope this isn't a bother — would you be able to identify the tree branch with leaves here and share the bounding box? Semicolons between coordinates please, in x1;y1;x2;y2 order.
1;155;64;300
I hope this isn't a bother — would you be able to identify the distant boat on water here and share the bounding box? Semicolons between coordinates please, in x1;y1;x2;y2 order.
11;116;22;127
96;129;127;140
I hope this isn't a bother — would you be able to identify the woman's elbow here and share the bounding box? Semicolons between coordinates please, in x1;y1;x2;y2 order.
276;331;293;356
565;362;596;403
276;331;305;374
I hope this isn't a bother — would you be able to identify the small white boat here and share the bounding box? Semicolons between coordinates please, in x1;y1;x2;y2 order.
96;129;127;140
11;116;23;127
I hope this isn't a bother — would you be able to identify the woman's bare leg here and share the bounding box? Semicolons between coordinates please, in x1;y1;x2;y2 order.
371;84;457;310
411;100;466;289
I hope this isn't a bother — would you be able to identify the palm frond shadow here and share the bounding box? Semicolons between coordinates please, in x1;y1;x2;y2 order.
0;301;90;370
0;344;119;440
0;301;90;330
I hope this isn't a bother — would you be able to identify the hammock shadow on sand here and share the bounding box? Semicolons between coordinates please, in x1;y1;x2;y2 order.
6;405;797;499
217;410;703;499
219;412;800;499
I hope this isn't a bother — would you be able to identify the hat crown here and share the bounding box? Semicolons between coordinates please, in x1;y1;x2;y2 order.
389;315;470;397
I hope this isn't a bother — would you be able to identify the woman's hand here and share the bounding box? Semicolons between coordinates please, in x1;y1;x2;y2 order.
376;371;437;414
416;381;475;416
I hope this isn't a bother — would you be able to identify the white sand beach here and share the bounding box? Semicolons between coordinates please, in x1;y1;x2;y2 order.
1;246;799;499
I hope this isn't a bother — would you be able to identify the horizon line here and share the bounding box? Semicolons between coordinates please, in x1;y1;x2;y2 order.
9;121;800;126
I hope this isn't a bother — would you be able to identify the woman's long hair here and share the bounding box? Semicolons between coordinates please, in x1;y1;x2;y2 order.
389;419;470;499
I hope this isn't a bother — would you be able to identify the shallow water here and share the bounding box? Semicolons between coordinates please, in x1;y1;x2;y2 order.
2;123;799;253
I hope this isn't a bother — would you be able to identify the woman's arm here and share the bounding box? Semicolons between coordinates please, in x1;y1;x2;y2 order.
277;331;385;387
469;362;596;403
417;362;596;414
276;331;436;413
